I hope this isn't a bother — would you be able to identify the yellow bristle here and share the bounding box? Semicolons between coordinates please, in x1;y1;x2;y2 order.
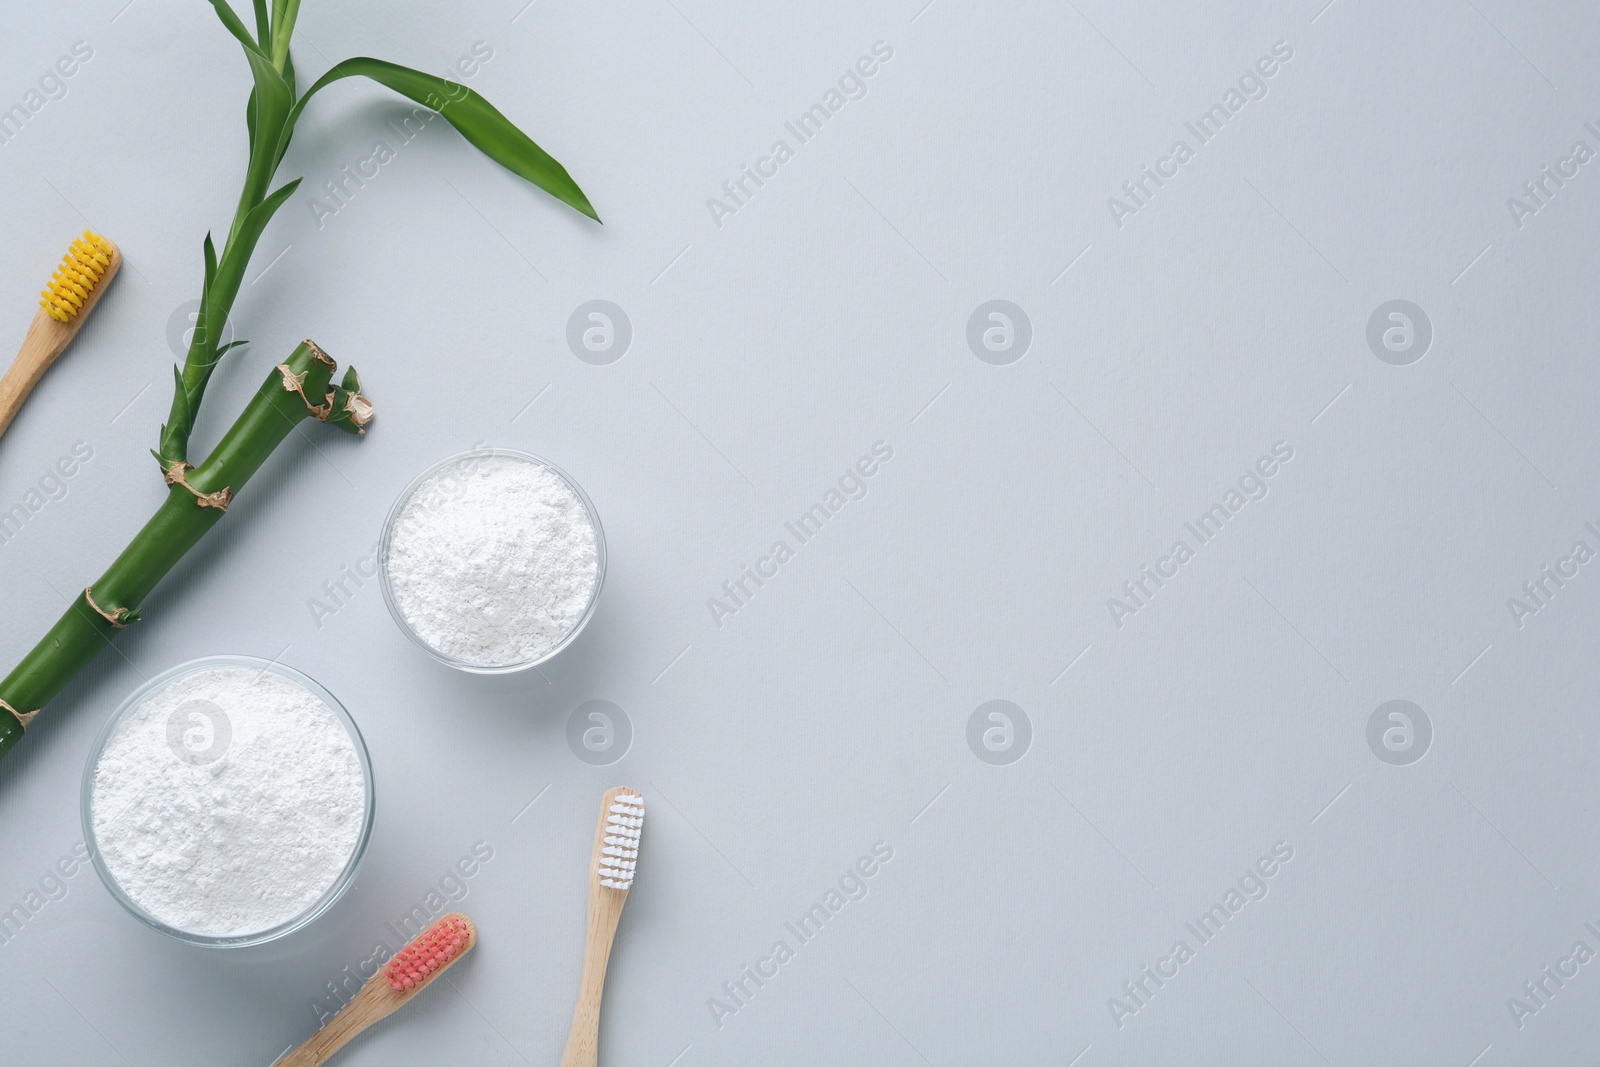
39;230;115;323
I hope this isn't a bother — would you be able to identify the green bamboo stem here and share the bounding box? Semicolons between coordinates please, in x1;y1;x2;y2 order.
0;341;368;755
0;0;592;770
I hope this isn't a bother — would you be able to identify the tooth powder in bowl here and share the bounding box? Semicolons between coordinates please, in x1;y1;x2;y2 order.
379;448;605;673
83;657;373;946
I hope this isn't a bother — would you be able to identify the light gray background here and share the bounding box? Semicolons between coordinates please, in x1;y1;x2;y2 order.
1;0;1596;1064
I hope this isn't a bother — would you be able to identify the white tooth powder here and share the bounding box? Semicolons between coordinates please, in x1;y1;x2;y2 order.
384;454;600;667
90;666;367;938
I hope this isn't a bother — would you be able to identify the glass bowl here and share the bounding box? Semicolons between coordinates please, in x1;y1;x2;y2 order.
378;447;607;674
80;655;374;948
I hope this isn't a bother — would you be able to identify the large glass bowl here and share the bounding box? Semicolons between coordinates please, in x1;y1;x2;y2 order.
80;655;375;948
378;447;607;674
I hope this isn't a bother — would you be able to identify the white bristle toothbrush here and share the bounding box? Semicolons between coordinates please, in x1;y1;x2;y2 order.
560;786;645;1067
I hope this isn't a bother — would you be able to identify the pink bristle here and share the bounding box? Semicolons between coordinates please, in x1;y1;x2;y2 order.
384;914;473;992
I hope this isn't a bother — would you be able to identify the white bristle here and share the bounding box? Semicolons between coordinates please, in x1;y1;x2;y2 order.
597;793;644;888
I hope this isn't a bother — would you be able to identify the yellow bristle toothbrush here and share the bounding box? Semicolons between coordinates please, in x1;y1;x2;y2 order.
561;787;645;1067
277;913;478;1066
0;230;120;439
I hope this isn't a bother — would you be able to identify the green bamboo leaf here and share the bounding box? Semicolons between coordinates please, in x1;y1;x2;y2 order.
187;233;217;362
213;177;300;307
210;12;292;255
182;234;219;404
203;231;218;288
292;57;599;221
198;232;219;349
251;0;269;45
204;0;265;57
184;179;301;409
270;0;301;71
224;48;293;257
208;0;285;172
242;53;296;152
215;340;250;358
158;366;193;466
242;49;292;184
251;58;297;160
240;179;300;244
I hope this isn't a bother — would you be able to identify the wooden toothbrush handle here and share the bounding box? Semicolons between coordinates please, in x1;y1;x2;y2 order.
560;888;627;1067
276;985;397;1067
0;309;76;439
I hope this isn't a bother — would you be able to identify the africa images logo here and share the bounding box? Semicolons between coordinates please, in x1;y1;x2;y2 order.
966;301;1032;365
566;300;632;365
567;701;632;765
165;699;231;766
966;700;1031;765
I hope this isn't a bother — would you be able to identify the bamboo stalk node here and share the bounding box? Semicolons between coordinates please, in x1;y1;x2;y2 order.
163;461;234;510
303;339;336;367
277;363;333;420
83;586;135;629
0;699;38;730
331;390;375;432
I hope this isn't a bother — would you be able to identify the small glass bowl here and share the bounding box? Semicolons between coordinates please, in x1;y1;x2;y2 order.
81;655;375;948
378;447;607;674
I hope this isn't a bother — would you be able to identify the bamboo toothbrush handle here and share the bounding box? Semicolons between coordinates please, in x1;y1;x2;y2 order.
279;914;475;1067
560;888;628;1067
0;308;82;439
276;1000;388;1067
